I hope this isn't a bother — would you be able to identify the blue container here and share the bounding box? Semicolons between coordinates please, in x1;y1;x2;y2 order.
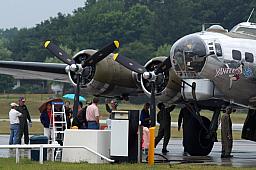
30;135;48;161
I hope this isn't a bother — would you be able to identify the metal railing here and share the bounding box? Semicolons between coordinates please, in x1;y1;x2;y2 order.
0;144;114;164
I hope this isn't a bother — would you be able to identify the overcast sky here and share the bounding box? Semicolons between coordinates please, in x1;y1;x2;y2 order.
0;0;86;29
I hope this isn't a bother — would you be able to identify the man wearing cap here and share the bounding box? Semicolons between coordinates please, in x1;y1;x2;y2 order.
221;106;233;158
16;97;32;144
9;103;22;145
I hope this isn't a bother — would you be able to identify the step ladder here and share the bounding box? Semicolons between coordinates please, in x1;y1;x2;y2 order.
50;101;67;161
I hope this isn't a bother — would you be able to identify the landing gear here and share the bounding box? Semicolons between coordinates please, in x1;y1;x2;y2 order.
184;116;214;156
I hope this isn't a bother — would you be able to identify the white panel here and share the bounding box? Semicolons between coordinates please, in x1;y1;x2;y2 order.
110;120;129;156
62;129;111;163
183;79;214;100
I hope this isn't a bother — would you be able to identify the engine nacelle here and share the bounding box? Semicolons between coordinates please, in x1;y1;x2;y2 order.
68;50;142;97
141;57;182;104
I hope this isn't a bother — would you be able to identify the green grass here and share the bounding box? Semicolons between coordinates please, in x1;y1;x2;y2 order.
0;94;58;119
0;158;255;170
0;121;43;135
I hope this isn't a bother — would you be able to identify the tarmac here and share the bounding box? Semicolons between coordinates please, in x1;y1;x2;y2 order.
155;139;256;167
1;135;256;167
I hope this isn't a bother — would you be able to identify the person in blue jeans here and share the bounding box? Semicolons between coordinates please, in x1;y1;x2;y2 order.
86;97;100;129
9;103;22;145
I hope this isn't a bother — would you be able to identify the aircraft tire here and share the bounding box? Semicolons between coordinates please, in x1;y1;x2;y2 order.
184;116;214;156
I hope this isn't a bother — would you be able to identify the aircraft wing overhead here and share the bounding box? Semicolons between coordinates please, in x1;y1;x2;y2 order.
0;61;69;82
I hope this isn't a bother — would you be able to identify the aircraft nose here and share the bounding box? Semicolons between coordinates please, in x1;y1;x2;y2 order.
171;35;207;77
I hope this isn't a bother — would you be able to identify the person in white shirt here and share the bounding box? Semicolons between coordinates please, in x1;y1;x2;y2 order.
9;103;22;145
86;97;100;129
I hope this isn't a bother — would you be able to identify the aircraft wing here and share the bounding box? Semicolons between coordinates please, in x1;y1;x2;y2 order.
0;61;69;82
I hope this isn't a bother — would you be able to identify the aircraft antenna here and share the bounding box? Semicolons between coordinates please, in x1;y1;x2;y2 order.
247;8;254;22
202;24;205;32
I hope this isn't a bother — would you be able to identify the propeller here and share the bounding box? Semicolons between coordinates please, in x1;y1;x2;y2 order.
113;53;173;126
44;40;119;116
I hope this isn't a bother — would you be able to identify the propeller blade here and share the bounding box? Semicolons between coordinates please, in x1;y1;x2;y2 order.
150;82;156;127
154;56;172;75
113;53;146;74
82;40;120;67
44;40;74;65
73;74;81;117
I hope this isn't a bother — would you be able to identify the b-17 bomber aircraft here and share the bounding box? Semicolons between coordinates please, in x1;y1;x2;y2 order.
1;21;256;156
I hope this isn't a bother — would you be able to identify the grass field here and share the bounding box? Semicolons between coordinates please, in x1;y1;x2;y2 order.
0;158;255;170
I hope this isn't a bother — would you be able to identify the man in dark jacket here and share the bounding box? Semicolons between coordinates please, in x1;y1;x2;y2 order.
16;97;32;144
178;106;190;156
155;102;175;154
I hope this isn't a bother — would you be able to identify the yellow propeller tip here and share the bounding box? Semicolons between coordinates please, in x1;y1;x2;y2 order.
44;41;51;48
113;53;119;61
114;40;120;48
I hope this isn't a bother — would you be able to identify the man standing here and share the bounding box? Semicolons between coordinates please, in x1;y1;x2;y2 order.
86;97;100;129
155;103;175;154
105;99;118;129
178;106;190;156
221;106;233;158
16;97;32;144
9;103;22;145
140;102;150;128
105;99;118;116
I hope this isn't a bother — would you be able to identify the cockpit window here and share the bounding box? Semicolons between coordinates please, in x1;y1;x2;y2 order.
232;50;241;61
235;27;256;36
245;52;254;63
171;35;207;75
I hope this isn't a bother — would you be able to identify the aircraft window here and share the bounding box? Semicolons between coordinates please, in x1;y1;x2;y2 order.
235;27;256;36
245;52;254;63
232;50;241;60
215;43;222;56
